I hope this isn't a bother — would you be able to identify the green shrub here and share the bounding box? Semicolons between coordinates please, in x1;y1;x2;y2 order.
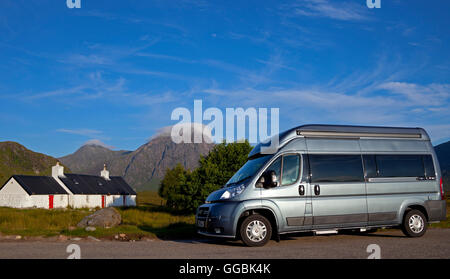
159;141;253;212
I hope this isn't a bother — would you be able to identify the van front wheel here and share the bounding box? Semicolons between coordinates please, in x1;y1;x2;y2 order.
240;215;272;247
401;209;427;237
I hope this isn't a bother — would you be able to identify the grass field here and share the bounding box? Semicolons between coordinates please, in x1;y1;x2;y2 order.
0;193;448;240
0;191;195;239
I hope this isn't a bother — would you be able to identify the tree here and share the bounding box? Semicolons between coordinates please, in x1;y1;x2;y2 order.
159;141;254;212
158;163;191;210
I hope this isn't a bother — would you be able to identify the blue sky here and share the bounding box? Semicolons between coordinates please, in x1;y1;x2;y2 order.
0;0;449;157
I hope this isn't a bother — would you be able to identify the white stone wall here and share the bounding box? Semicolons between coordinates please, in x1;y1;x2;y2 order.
0;178;68;208
71;195;103;208
29;195;50;208
0;178;32;208
71;194;137;208
53;194;69;208
28;195;68;209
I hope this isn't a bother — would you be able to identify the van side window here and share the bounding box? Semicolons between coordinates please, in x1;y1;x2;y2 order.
302;155;310;182
266;157;282;184
376;155;425;178
309;155;364;183
281;155;300;185
422;155;436;179
363;155;377;178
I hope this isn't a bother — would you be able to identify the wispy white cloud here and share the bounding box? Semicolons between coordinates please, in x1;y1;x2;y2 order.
288;0;370;21
76;10;189;35
58;54;113;66
21;85;88;101
135;52;196;64
378;82;450;106
57;128;103;137
18;72;179;107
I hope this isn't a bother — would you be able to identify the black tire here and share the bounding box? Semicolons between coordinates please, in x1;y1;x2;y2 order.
401;209;427;237
240;214;272;247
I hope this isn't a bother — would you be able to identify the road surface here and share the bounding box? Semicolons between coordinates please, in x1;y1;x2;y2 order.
0;229;448;259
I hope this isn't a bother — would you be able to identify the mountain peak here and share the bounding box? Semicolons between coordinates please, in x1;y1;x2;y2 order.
149;123;214;143
82;139;114;150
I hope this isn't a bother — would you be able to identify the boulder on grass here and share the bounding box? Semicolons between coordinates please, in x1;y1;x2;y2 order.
77;207;121;228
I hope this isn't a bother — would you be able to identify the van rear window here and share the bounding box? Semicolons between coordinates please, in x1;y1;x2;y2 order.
423;155;436;179
309;155;364;183
375;155;424;178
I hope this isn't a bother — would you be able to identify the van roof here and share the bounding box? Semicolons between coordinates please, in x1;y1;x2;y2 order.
248;124;430;158
291;124;428;139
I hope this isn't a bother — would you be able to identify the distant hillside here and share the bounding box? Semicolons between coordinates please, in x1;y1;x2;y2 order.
60;136;214;191
435;141;450;191
0;141;70;186
59;144;131;175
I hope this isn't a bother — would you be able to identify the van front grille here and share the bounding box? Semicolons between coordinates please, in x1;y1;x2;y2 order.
197;207;209;218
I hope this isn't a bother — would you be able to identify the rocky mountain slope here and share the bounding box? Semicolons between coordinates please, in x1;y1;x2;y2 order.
59;144;131;175
60;136;214;191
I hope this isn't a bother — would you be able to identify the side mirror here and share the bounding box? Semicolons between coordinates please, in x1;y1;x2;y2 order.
257;170;279;188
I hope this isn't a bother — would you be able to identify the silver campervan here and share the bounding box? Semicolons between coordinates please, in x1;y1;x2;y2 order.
196;125;447;246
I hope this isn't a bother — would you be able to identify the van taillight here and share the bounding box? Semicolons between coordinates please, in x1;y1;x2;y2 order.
440;177;445;200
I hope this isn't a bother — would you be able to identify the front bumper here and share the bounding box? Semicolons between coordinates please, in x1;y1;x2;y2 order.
195;202;239;238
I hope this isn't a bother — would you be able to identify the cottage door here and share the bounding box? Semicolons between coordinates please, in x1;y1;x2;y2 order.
49;195;54;209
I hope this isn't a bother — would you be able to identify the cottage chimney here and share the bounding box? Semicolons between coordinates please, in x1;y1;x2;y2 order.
100;164;110;180
52;162;65;178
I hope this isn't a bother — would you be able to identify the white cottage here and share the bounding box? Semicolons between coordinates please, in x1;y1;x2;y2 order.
0;163;137;209
0;175;69;209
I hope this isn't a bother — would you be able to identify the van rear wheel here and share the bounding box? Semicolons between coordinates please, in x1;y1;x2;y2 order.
401;209;427;237
240;214;272;247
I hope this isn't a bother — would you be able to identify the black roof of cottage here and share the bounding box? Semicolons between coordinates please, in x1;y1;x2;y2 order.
59;174;137;195
10;175;68;195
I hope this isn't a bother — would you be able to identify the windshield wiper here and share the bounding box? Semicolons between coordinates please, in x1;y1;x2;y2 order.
225;175;252;187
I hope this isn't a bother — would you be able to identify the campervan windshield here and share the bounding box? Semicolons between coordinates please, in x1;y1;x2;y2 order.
225;155;272;187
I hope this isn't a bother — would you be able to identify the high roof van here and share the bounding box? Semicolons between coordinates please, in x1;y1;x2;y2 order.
196;125;447;246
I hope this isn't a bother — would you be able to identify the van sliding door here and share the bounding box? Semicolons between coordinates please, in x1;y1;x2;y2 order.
305;138;368;229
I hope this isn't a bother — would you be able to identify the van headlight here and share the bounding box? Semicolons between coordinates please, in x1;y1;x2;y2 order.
220;184;245;200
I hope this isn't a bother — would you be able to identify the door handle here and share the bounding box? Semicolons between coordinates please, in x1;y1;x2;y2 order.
299;185;305;196
314;185;320;195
